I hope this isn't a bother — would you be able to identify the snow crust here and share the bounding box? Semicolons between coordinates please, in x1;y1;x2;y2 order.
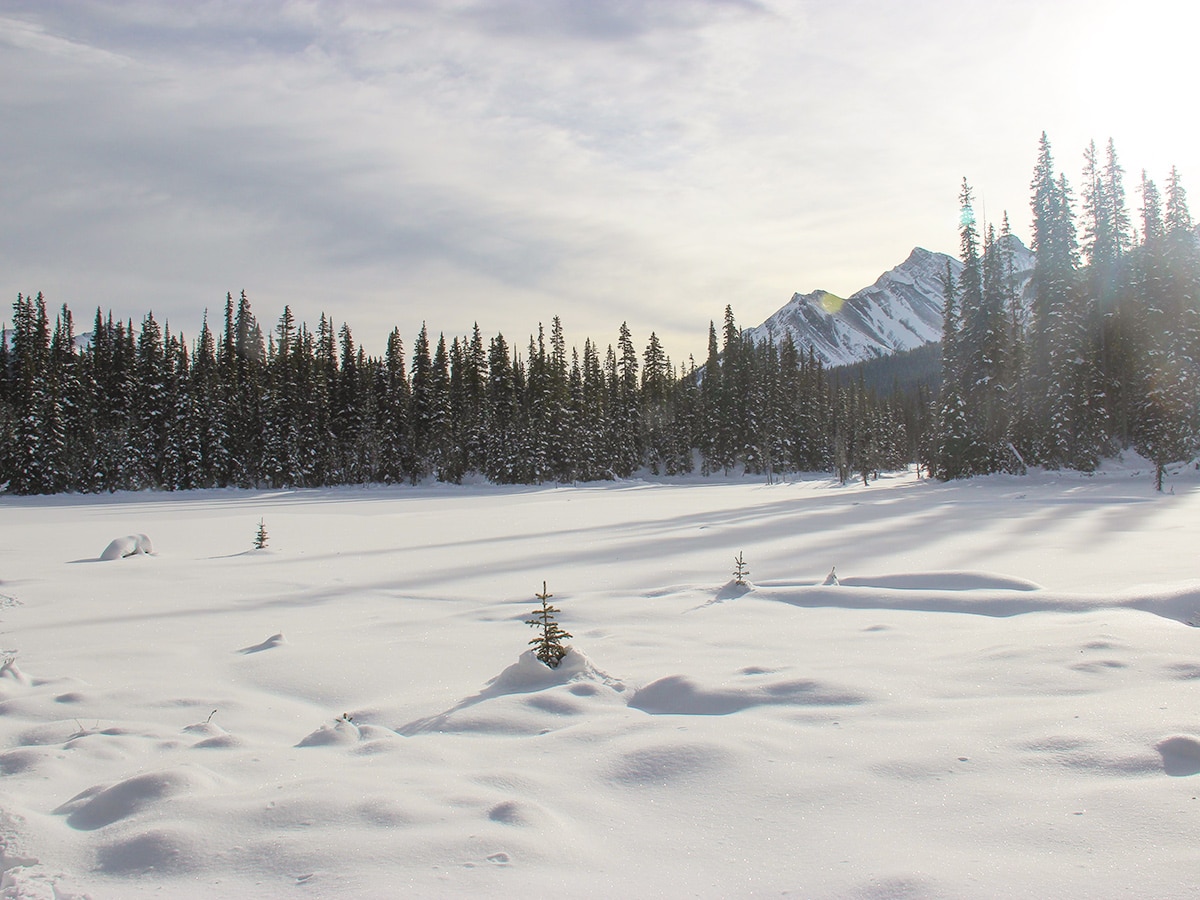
1;458;1200;897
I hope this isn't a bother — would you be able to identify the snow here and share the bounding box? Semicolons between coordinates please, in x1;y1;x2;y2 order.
2;459;1200;897
98;534;154;562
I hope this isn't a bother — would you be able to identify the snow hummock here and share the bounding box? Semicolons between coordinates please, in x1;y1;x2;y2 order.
99;533;154;561
1;458;1200;897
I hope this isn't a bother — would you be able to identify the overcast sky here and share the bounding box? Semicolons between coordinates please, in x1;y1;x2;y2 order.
2;1;1197;364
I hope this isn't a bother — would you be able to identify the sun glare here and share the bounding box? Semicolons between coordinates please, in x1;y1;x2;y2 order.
1066;3;1200;174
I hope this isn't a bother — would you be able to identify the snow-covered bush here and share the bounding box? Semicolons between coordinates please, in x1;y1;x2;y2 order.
100;534;154;561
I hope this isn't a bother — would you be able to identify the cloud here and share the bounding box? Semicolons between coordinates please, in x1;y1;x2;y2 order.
458;0;768;42
1;1;1197;362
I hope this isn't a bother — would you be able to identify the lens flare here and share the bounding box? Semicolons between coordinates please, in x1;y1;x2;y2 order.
819;291;844;314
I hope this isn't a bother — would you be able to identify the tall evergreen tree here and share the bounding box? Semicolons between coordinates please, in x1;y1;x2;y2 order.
934;259;970;479
1133;166;1200;488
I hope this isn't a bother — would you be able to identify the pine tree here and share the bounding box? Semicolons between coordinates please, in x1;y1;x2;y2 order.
1133;166;1199;489
1028;133;1070;410
611;322;641;477
225;292;265;487
260;308;300;487
732;551;749;585
699;321;722;474
526;582;571;668
578;338;610;480
542;317;574;482
485;333;522;483
955;179;1013;473
161;329;203;490
1105;139;1133;258
640;330;671;474
934;259;970;479
372;329;409;483
1081;139;1117;270
192;313;229;488
8;294;58;493
524;326;553;482
463;324;489;475
1026;137;1106;469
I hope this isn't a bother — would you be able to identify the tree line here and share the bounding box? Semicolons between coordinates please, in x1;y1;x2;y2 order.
0;292;911;494
4;134;1196;495
931;134;1200;489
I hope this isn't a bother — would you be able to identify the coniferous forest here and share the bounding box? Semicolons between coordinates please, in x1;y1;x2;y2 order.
933;134;1200;489
2;135;1197;495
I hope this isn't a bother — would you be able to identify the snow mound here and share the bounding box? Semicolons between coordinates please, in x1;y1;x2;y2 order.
837;571;1042;591
99;533;154;561
297;716;362;747
0;747;50;775
399;649;627;736
53;766;215;830
97;825;203;874
183;720;240;749
477;648;622;700
485;648;584;696
715;579;752;600
629;669;867;715
1157;735;1200;776
761;571;1086;619
1120;581;1200;626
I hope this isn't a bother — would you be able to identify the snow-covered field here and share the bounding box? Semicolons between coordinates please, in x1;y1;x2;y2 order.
2;461;1200;898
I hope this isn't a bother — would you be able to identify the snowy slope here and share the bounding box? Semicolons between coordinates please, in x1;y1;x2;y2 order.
1;460;1200;897
747;236;1036;367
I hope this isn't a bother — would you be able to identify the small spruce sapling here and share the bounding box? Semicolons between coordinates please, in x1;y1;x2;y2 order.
733;551;749;586
254;518;269;550
526;581;572;668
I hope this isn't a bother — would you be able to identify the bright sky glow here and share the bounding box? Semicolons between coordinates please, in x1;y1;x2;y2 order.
1;0;1195;363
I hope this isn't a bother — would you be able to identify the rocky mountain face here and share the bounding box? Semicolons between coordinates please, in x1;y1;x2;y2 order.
745;236;1035;368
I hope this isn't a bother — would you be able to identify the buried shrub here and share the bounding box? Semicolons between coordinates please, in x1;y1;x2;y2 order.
254;519;269;550
526;581;572;669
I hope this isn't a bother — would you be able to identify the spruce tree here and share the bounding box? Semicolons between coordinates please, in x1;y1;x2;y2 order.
1133;167;1199;489
485;333;521;483
526;582;571;668
1105;139;1133;259
934;259;970;479
699;321;722;474
732;551;749;585
955;179;1012;473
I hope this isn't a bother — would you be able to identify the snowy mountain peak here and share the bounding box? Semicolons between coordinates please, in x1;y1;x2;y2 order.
746;237;1034;368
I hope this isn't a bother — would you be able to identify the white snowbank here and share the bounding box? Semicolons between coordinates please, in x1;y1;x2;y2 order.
99;533;154;561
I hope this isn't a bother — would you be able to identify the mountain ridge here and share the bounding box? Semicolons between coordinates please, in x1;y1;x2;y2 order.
745;236;1036;368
